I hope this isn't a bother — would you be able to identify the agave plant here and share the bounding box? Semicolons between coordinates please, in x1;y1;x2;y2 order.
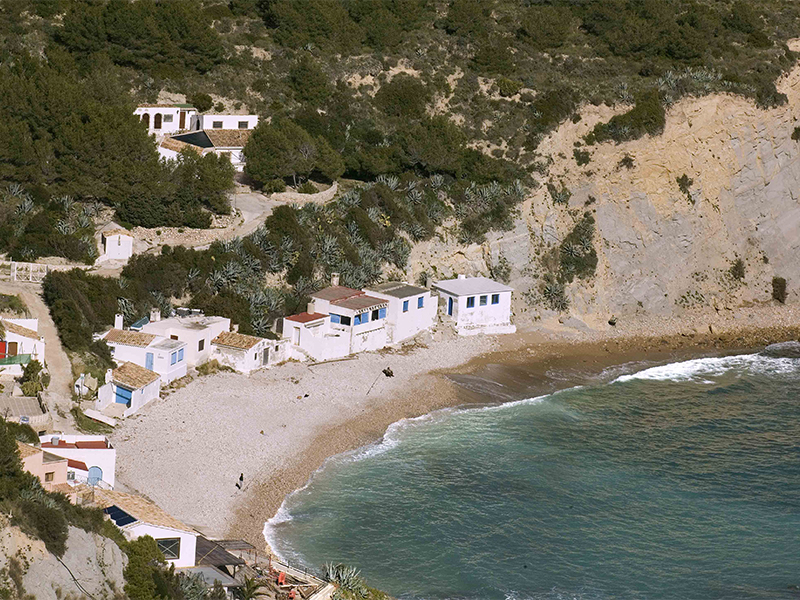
57;195;75;213
15;196;34;217
118;276;129;290
507;179;526;200
206;270;226;293
376;174;400;190
366;206;382;223
429;173;445;189
221;260;243;283
250;315;272;337
117;297;135;322
55;219;74;235
76;213;92;230
186;268;201;284
7;183;25;198
407;188;423;204
562;243;582;258
338;189;361;209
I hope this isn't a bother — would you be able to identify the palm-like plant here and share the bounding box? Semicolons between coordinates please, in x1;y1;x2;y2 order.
206;270;226;293
15;196;34;217
234;577;266;600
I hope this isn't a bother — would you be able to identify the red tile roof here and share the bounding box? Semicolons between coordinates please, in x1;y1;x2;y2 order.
42;440;109;450
310;286;363;302
333;295;387;311
67;459;88;471
285;312;327;324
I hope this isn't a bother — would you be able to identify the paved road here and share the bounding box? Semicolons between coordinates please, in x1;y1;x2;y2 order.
0;280;74;432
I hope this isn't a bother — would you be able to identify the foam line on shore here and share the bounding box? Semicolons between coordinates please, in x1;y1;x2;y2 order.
613;353;798;383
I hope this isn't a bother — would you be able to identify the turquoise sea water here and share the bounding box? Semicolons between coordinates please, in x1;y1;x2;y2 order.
266;350;800;599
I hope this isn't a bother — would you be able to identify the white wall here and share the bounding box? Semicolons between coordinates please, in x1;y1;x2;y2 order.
96;378;161;418
439;291;515;335
3;326;46;364
195;114;259;130
102;234;133;261
39;435;116;488
367;292;436;344
127;523;197;568
283;318;351;362
141;318;230;366
134;106;196;135
106;342;185;383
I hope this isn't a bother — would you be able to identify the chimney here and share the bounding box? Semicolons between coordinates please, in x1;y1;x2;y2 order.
114;313;123;330
105;369;113;385
457;274;466;280
331;272;340;287
150;307;161;323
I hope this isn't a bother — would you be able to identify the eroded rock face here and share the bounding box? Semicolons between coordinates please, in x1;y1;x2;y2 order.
410;50;800;323
0;519;126;600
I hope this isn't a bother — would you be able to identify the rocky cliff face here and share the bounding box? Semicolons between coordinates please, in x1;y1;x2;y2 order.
411;44;800;328
0;517;126;600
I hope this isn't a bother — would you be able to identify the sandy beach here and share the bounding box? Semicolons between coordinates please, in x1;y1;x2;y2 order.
109;303;800;551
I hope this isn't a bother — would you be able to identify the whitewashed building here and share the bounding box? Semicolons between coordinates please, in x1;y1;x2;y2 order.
96;362;162;418
364;282;437;344
0;318;45;375
432;276;516;335
140;312;230;367
95;489;198;568
135;104;197;135
103;321;188;384
39;434;116;489
283;285;389;361
160;129;252;171
191;114;259;131
98;229;134;262
210;331;288;373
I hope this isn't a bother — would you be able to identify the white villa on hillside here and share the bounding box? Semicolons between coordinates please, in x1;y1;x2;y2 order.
432;276;516;335
135;104;197;135
210;331;288;374
0;318;45;375
95;489;198;568
139;311;230;367
96;362;162;418
193;114;259;130
364;281;437;344
39;433;116;489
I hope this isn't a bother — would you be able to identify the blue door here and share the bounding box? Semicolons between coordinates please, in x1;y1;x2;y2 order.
145;352;154;370
448;297;454;316
87;466;103;486
115;386;132;405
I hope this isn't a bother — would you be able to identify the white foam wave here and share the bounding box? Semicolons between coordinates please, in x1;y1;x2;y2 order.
613;353;799;383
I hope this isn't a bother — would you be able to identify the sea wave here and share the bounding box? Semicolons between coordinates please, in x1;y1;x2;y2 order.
613;353;799;383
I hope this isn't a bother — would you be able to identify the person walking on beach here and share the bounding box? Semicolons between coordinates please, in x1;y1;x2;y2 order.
236;473;244;490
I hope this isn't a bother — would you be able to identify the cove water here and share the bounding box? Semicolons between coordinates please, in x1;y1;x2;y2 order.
265;349;800;599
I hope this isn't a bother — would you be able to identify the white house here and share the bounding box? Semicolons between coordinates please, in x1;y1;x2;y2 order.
191;114;259;131
39;433;116;489
96;362;162;418
0;318;45;375
364;282;437;344
94;489;198;568
210;331;288;373
283;284;389;361
135;104;197;135
103;322;188;384
140;312;231;367
160;129;253;171
432;276;516;336
98;229;134;262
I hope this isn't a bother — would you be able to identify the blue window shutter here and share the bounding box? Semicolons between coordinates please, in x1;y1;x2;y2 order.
331;314;341;324
492;294;500;305
178;348;184;362
170;352;176;365
379;307;386;319
403;300;409;312
417;296;424;308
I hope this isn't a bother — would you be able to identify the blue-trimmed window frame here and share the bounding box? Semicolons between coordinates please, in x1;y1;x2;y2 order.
466;296;475;309
403;300;409;312
354;312;369;326
479;295;488;306
170;352;177;365
491;294;500;305
417;296;424;309
177;348;184;362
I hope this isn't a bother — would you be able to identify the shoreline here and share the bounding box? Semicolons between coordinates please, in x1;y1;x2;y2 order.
224;305;800;551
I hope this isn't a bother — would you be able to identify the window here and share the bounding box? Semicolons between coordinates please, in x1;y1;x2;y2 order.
491;294;500;305
67;471;75;481
154;113;162;129
480;295;488;306
403;300;409;312
170;335;178;340
178;348;184;362
157;538;181;560
340;315;351;326
354;313;369;326
238;121;248;129
330;314;340;324
198;339;205;352
418;297;424;309
45;472;54;482
466;296;475;308
212;121;223;129
170;352;177;365
163;114;173;123
379;307;387;319
117;237;121;246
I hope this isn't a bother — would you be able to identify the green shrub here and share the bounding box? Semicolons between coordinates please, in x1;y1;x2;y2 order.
188;92;213;113
296;181;318;194
558;212;597;283
772;276;787;303
792;127;800;141
588;89;665;144
375;74;431;119
573;149;591;166
497;77;522;98
547;182;571;205
677;174;694;203
729;258;746;280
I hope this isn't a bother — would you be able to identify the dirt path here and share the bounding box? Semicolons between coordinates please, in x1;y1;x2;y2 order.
0;281;74;432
